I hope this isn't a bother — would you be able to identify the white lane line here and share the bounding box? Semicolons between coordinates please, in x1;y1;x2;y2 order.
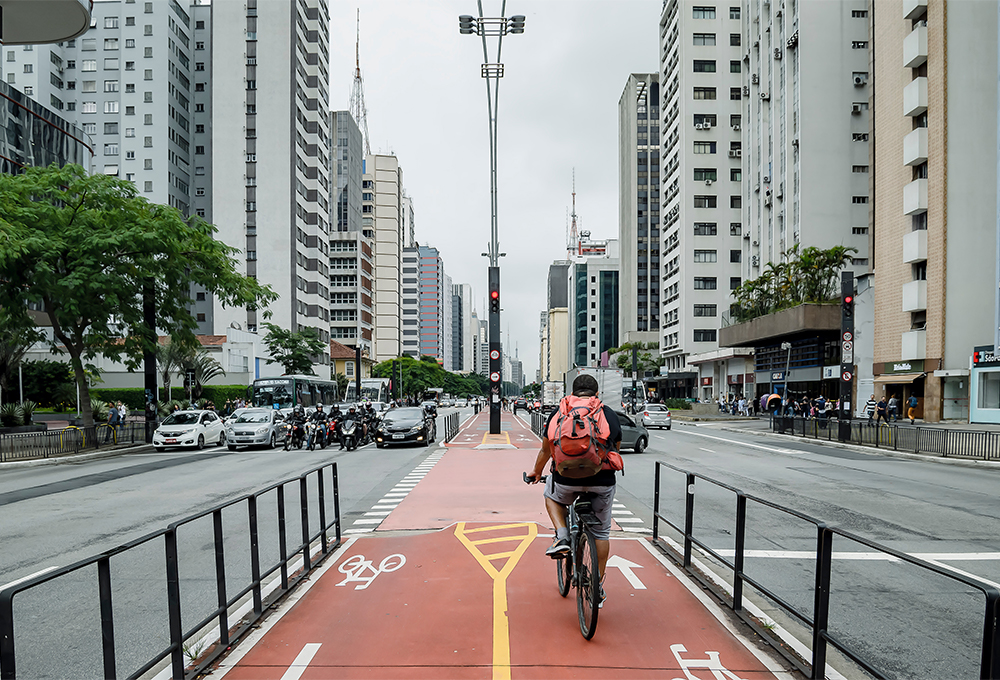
612;510;635;516
614;517;645;524
279;642;322;680
352;519;382;525
678;430;804;455
699;447;716;453
0;566;59;592
371;505;398;511
622;527;653;533
364;511;391;517
344;528;374;534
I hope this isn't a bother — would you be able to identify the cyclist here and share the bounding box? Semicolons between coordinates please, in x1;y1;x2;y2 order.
526;373;622;608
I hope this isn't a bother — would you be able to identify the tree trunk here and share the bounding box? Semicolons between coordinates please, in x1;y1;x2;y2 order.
69;350;93;427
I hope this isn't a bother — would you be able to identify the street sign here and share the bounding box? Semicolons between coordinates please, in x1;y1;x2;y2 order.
842;370;853;382
490;350;500;360
490;372;500;383
843;331;853;342
842;340;853;364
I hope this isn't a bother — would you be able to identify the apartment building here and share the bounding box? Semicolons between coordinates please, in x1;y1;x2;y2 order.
618;73;661;349
368;154;404;362
541;260;572;383
872;0;998;423
452;282;475;373
566;240;620;368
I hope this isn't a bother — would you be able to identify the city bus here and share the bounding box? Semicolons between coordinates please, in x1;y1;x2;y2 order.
250;375;339;409
344;378;391;403
422;387;443;404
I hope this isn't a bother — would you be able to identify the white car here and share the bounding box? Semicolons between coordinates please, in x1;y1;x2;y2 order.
639;403;672;430
153;410;226;451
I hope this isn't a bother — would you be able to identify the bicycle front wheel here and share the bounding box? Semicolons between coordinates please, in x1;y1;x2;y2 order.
556;552;571;598
576;528;600;640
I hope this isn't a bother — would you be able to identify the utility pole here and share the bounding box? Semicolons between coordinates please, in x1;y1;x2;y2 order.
839;272;855;442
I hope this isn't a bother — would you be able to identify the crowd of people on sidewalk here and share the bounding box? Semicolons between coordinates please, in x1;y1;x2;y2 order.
717;395;755;417
862;393;920;425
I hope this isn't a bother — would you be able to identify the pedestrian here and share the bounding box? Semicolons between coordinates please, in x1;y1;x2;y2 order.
875;395;888;425
738;396;747;416
104;402;120;443
864;394;877;425
887;394;898;422
815;395;828;428
907;394;919;424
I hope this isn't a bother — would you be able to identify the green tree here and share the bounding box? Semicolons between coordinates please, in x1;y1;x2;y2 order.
262;323;327;375
20;359;73;406
0;164;277;426
0;308;41;404
156;339;193;402
331;371;349;398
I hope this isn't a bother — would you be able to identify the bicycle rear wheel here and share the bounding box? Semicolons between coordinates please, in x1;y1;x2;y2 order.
576;527;600;640
556;552;571;598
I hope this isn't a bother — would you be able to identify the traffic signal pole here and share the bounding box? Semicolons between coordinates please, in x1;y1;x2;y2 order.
838;271;855;442
488;266;501;434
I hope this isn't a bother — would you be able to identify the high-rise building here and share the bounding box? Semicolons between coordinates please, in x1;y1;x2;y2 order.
414;244;450;366
211;0;332;370
368;154;404;362
872;0;997;423
566;239;620;368
401;245;419;358
0;79;93;171
542;260;572;383
618;73;661;349
452;283;474;373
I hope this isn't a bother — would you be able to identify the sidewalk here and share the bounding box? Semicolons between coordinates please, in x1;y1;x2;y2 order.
211;410;794;680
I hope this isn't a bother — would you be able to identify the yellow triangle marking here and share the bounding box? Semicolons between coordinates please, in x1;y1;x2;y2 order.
484;551;516;560
462;523;529;534
470;535;532;546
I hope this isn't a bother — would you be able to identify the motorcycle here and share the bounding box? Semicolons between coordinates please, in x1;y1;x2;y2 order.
306;420;327;450
284;422;305;450
341;419;358;451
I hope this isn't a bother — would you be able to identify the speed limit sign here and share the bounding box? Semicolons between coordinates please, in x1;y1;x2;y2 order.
490;372;500;382
490;350;500;360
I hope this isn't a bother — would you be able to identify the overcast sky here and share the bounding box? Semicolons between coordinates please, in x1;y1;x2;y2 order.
328;1;661;381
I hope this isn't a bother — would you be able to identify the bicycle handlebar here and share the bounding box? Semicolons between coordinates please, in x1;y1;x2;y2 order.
523;472;547;484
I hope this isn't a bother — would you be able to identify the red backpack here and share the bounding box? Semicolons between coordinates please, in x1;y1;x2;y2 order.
546;396;617;479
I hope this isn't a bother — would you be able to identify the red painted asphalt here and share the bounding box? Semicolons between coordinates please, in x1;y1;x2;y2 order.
214;411;784;680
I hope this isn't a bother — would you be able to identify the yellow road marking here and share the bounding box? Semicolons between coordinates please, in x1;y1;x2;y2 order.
480;432;511;445
455;522;537;680
469;535;530;546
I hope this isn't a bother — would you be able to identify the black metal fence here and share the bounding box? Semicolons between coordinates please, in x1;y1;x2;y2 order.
0;462;342;680
0;421;156;463
652;461;1000;680
530;412;545;437
770;415;1000;461
441;412;460;442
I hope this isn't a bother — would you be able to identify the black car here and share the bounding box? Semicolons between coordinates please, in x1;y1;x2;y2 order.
375;407;436;448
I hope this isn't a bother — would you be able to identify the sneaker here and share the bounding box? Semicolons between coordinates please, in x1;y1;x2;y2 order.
545;538;571;558
598;585;607;609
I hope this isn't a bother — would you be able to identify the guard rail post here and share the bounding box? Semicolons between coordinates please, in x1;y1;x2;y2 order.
300;476;311;572
652;462;661;541
164;528;185;680
247;495;263;615
810;525;833;679
733;494;747;612
213;508;230;648
277;485;288;591
683;472;695;568
97;556;117;679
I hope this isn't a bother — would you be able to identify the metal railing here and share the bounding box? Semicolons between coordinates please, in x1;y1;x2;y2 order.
0;462;341;680
652;461;1000;679
530;412;546;437
770;415;1000;461
441;412;460;442
0;421;155;463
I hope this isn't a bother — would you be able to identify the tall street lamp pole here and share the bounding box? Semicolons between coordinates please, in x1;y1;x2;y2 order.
459;4;524;435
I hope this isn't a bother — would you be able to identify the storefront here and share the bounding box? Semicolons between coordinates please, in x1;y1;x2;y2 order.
970;346;1000;424
872;360;925;419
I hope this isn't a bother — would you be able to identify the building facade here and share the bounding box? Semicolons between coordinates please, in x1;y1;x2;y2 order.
0;78;93;172
451;282;474;373
369;154;404;362
566;239;620;369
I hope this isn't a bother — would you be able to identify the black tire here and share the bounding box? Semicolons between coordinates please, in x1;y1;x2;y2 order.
154;447;164;452
196;434;205;450
634;437;646;454
228;445;237;451
269;433;276;449
556;553;571;598
218;431;226;446
576;528;600;640
667;425;672;430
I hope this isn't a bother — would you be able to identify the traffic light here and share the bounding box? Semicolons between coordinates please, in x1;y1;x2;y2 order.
490;289;500;313
508;15;526;33
489;267;500;314
842;293;854;319
458;15;476;34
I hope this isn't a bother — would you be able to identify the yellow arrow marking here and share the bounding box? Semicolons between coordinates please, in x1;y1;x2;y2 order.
455;521;537;680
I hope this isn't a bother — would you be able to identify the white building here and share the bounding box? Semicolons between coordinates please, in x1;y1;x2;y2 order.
566;239;620;368
368;154;405;362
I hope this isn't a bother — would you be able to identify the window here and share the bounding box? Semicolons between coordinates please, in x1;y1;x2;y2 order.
694;304;717;317
126;106;135;115
143;91;152;102
694;277;718;290
144;24;153;35
81;60;97;72
196;20;205;29
852;196;869;204
104;80;119;92
731;168;742;181
196;103;205;112
144;136;152;147
693;168;717;181
730;33;741;46
22;64;32;73
730;87;742;101
5;73;12;84
852;9;868;17
196;313;206;322
126;17;135;26
693;141;717;154
852;227;869;235
693;87;716;100
694;114;717;127
104;58;119;69
81;101;97;113
730;6;740;19
126;39;135;48
730;60;741;73
144;113;152;124
694;222;717;235
694;329;717;342
196;41;205;50
731;223;742;236
104;38;119;50
694;250;717;263
125;151;135;160
730;195;742;209
104;122;118;134
195;62;205;71
125;84;135;93
125;61;135;70
196;208;206;217
144;158;152;169
195;187;205;196
730;277;741;290
23;86;33;95
195;145;204;154
82;122;96;134
144;47;153;57
852;165;869;173
693;6;716;18
694;195;717;208
104;143;119;156
730;250;742;263
82;38;96;51
195;83;205;92
144;2;153;13
5;51;11;62
693;33;716;46
81;80;96;92
195;124;204;133
144;181;153;192
693;60;716;73
144;69;153;80
852;41;868;49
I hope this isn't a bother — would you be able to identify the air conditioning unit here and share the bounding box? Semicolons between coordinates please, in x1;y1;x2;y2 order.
776;9;783;17
854;76;866;86
729;150;740;158
732;124;741;131
754;184;760;192
852;103;862;114
753;40;760;47
791;138;799;148
774;48;782;59
760;92;770;100
695;123;705;129
705;179;713;185
742;85;750;96
763;176;770;183
752;240;759;246
752;256;759;266
751;74;759;84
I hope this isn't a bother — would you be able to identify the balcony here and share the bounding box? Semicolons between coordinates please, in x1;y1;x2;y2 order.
903;178;928;215
903;229;927;263
903;128;928;166
901;280;927;312
903;25;928;68
0;0;91;44
902;0;928;20
903;77;928;117
901;329;927;360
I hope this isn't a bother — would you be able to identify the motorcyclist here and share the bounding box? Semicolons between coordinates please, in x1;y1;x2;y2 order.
306;403;328;449
326;403;342;446
286;405;306;448
339;405;361;449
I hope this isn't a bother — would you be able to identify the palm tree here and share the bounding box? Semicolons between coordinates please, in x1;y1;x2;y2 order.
190;351;225;400
156;340;192;402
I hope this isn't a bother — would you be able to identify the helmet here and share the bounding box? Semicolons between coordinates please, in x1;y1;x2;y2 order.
349;405;356;412
294;405;303;414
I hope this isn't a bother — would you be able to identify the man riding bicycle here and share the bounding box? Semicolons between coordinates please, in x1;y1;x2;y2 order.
526;373;622;608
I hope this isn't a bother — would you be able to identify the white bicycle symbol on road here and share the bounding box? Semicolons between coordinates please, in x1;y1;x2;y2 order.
335;553;406;590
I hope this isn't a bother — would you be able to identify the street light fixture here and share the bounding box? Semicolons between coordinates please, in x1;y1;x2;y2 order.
459;1;525;435
781;341;792;412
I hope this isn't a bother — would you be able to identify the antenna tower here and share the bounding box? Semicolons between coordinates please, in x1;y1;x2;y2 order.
349;9;371;156
567;169;579;258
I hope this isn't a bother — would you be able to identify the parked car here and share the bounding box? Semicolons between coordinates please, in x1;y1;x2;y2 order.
374;407;436;447
153;410;225;451
613;410;649;453
225;408;286;450
639;403;672;430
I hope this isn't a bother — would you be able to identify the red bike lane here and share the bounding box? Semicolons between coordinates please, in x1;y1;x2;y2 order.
213;411;787;680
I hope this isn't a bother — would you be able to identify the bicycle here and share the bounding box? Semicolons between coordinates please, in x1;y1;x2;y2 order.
523;473;602;640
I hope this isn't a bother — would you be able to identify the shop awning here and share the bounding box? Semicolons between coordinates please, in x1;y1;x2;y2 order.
873;372;925;385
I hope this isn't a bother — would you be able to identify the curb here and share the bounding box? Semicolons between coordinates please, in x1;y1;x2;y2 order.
0;442;156;471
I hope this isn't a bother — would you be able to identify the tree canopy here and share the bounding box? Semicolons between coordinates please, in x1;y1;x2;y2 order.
0;164;277;425
262;323;327;375
371;355;485;400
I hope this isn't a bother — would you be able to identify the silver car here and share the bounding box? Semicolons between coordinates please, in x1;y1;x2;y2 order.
613;411;649;453
226;408;286;450
639;403;672;430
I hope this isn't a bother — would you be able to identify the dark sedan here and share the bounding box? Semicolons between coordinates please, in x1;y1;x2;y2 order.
375;407;436;448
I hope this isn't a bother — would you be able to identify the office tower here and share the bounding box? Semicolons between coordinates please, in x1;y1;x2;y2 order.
401;245;419;357
368;154;404;362
0;79;92;171
567;239;620;368
415;244;450;366
538;311;548;383
329;110;374;354
452;283;474;373
872;0;997;423
542;260;572;382
211;0;332;368
618;73;661;349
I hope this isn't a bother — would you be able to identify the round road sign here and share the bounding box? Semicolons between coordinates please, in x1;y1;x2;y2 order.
842;340;853;353
843;331;853;342
842;370;853;382
490;372;500;383
490;350;500;360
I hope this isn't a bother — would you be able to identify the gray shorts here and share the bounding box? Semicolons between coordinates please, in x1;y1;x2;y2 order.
544;477;616;540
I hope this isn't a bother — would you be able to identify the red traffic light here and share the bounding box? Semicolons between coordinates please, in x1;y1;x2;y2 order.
843;295;853;305
490;290;499;299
